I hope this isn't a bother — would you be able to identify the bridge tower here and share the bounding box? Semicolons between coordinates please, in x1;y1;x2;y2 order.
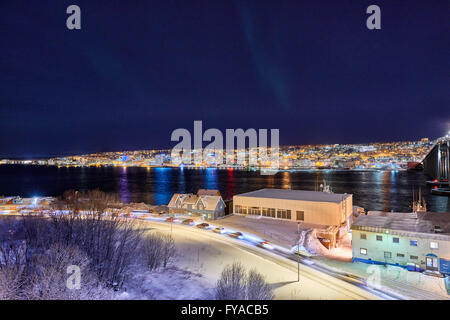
423;137;450;183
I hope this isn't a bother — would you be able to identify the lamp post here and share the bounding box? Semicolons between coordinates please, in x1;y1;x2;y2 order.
297;222;301;282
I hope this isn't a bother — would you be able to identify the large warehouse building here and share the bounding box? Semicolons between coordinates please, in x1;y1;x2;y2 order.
232;188;353;227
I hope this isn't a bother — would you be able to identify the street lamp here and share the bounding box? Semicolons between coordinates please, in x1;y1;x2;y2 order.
297;222;301;282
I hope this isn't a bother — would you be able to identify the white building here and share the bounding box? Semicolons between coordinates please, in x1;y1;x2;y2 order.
351;211;450;276
167;190;225;220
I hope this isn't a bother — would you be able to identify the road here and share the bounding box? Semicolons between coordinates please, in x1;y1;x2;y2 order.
141;219;385;300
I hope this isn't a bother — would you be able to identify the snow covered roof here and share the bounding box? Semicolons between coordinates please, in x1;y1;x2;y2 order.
198;195;223;211
167;193;182;208
352;211;450;241
168;192;224;211
183;195;199;205
235;188;351;203
197;189;221;196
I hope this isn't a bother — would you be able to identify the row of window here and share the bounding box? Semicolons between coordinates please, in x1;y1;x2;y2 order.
234;205;305;221
360;248;419;260
360;233;439;249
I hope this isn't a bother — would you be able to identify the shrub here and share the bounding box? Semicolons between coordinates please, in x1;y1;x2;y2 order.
142;233;175;271
0;190;177;299
215;262;274;300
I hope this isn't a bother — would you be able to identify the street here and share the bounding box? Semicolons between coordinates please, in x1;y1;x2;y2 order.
141;219;383;300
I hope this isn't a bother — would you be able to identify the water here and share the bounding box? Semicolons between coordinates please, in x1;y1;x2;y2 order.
0;165;449;213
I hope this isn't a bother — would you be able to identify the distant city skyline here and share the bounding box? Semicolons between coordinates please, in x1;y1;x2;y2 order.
0;136;438;160
1;1;448;158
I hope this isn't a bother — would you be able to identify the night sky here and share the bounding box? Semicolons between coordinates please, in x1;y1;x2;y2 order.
0;1;449;158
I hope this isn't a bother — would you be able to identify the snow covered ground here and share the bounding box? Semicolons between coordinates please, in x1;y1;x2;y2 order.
192;215;449;300
214;214;352;259
118;220;378;300
313;257;449;300
120;265;214;300
215;214;313;247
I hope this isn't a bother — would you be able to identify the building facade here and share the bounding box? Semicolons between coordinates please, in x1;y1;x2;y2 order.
351;212;450;276
232;188;353;227
167;190;225;220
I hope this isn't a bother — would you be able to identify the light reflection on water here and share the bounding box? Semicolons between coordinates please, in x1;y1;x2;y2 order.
0;165;449;213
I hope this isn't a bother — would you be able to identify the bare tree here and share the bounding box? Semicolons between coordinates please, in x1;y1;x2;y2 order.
26;243;113;300
215;262;274;300
0;189;181;299
142;233;175;271
0;237;114;300
21;190;145;289
246;269;274;300
0;239;27;299
215;262;247;300
0;265;23;299
161;234;175;268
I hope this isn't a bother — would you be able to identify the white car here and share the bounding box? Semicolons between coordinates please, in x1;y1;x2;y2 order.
257;241;274;250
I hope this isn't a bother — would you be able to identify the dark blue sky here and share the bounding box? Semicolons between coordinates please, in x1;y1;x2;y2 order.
0;0;449;158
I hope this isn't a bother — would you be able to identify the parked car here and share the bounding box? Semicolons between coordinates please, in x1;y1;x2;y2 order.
165;217;175;222
182;219;194;225
229;232;244;239
213;227;225;234
196;223;210;229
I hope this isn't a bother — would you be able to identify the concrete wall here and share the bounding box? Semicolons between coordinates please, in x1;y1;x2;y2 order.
233;194;352;226
352;229;450;273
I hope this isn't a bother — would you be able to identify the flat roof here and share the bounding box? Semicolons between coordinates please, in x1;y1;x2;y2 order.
234;188;351;203
352;211;450;240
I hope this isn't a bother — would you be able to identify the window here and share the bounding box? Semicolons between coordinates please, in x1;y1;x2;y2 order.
248;207;260;215
360;248;367;255
235;205;247;214
376;235;383;241
268;208;276;218
296;211;304;221
360;234;367;240
393;237;399;244
384;252;392;259
430;242;439;249
277;209;291;220
410;255;418;260
277;209;282;219
262;208;268;217
410;240;418;247
397;253;405;258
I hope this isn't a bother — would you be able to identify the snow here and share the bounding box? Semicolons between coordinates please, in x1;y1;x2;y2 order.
215;214;309;248
119;220;378;300
312;257;449;300
306;231;352;261
121;265;213;300
190;214;449;300
213;214;352;260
